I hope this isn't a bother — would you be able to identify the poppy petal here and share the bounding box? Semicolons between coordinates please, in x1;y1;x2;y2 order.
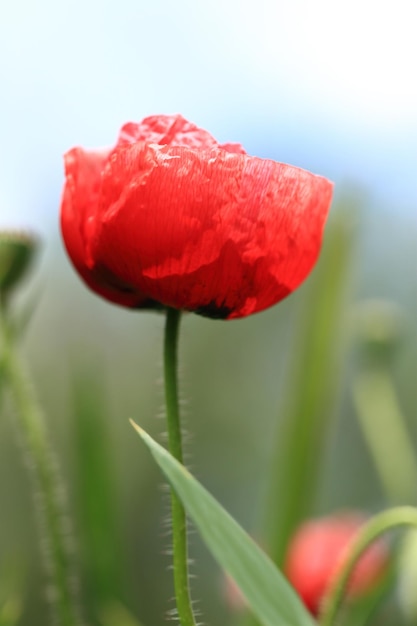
61;147;156;308
86;143;331;318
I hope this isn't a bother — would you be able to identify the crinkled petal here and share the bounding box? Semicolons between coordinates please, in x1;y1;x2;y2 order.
88;142;332;318
117;114;245;154
60;147;154;308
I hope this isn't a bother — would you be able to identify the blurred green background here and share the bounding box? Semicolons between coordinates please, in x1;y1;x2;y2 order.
1;1;416;624
0;195;416;625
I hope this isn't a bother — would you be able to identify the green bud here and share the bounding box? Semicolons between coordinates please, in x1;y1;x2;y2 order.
0;231;38;300
353;299;405;364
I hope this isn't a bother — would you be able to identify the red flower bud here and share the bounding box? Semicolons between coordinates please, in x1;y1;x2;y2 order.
60;114;333;319
284;513;389;616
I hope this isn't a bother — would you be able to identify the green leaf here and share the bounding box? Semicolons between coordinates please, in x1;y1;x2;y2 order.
130;421;315;626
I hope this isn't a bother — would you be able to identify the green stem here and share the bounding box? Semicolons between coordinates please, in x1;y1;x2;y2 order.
352;368;417;504
319;506;417;626
0;305;82;626
163;308;196;626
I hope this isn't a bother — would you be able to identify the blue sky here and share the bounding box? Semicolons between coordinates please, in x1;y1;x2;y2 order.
1;0;416;234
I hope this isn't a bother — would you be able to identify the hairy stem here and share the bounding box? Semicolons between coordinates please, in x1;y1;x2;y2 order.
0;304;82;626
163;307;196;626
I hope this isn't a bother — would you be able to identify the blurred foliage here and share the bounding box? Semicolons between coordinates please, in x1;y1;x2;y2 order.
0;232;38;303
0;561;23;626
263;200;356;569
70;368;124;624
0;190;416;626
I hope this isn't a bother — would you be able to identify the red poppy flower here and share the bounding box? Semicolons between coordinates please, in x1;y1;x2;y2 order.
284;513;389;616
60;114;333;319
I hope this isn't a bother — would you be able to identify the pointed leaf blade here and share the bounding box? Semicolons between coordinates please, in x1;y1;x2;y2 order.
130;422;314;626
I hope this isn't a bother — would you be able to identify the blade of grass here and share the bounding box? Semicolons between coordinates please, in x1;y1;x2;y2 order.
352;367;417;504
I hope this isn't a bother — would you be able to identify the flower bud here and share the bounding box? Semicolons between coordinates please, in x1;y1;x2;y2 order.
284;512;389;616
353;299;405;364
0;231;38;301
